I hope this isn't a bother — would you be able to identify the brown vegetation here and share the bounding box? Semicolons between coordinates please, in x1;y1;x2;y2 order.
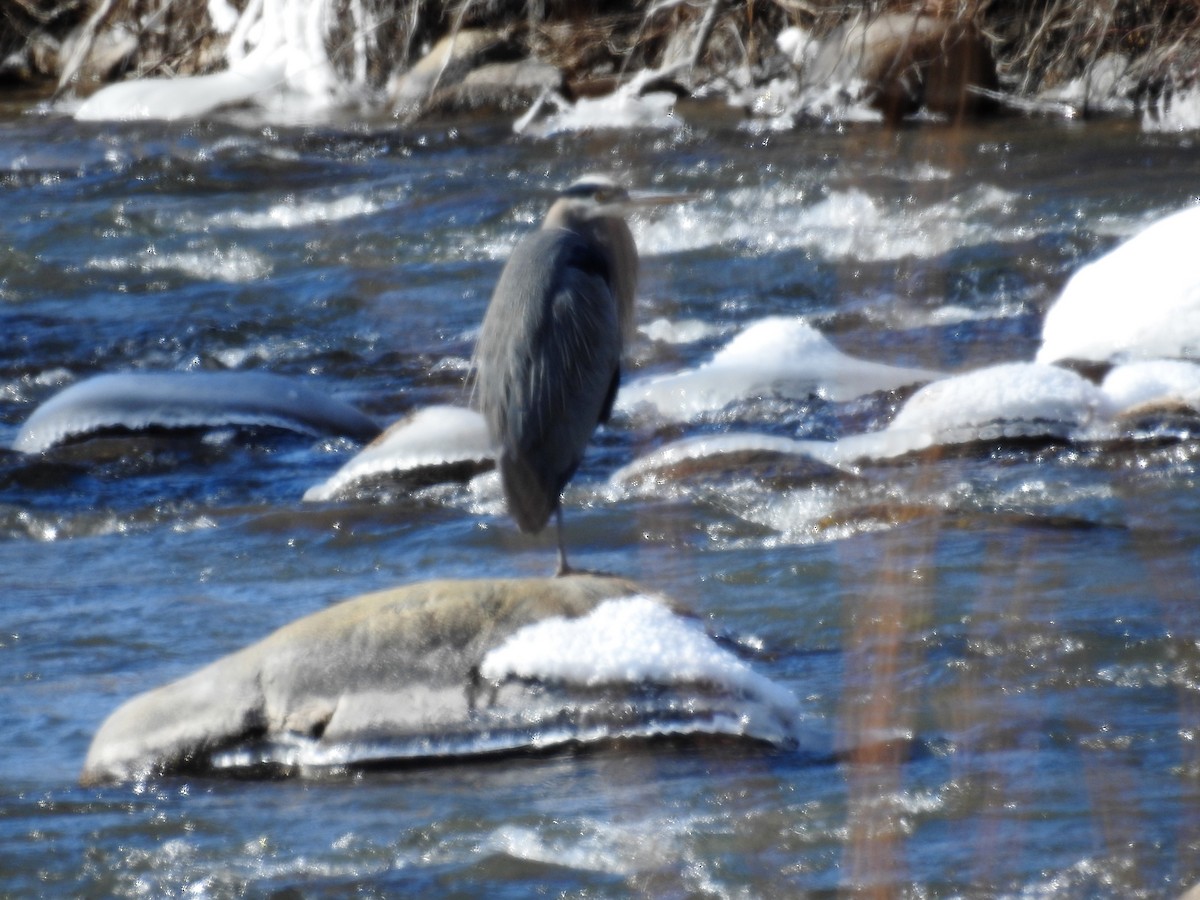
984;0;1200;99
4;0;1200;115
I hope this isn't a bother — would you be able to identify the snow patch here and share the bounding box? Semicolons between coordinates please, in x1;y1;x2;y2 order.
618;316;940;421
303;406;492;502
1102;359;1200;413
480;595;804;733
1038;205;1200;365
834;362;1116;461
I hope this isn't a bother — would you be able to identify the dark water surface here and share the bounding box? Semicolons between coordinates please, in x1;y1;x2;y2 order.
3;107;1200;896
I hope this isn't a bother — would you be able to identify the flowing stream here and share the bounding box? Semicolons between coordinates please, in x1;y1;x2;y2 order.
3;103;1200;896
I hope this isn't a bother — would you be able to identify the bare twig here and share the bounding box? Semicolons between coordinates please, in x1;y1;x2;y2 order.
51;0;119;100
8;0;84;25
688;0;727;70
769;0;827;18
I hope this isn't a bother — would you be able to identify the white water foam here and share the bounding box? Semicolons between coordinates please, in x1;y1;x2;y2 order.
639;316;724;345
481;820;676;877
87;243;271;282
198;193;383;231
633;185;1019;261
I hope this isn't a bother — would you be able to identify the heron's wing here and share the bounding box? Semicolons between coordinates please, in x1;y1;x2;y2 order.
474;229;622;532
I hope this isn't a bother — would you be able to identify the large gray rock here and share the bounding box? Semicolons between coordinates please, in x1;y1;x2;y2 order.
388;28;519;118
81;575;648;784
425;58;565;115
83;574;817;784
800;12;998;123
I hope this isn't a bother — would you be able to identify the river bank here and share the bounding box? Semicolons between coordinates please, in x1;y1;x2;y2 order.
4;1;1200;130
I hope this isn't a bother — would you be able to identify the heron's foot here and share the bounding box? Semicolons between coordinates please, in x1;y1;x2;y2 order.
554;563;620;579
554;507;572;577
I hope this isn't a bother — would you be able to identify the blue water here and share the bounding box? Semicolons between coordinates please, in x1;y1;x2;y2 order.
3;107;1200;896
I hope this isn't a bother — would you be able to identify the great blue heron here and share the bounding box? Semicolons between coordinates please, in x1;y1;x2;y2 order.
473;174;683;575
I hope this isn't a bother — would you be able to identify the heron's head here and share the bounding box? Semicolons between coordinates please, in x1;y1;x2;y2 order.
543;174;690;229
546;174;632;227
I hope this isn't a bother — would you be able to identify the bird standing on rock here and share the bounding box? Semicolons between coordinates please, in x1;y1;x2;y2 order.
472;174;683;575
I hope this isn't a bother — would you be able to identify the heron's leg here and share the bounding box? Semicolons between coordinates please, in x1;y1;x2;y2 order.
554;506;572;577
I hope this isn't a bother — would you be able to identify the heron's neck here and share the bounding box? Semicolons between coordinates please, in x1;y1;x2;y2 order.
542;212;638;344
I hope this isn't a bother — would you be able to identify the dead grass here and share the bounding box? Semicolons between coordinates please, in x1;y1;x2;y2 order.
981;0;1200;97
7;0;1200;106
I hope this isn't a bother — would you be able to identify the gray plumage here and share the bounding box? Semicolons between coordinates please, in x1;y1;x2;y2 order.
473;175;644;573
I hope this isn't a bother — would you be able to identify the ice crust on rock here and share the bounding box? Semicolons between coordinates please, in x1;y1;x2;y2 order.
618;316;941;421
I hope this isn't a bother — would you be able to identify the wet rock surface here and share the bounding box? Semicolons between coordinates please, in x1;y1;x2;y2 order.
81;566;832;787
82;575;649;784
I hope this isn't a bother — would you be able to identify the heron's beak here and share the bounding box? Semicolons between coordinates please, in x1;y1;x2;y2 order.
610;191;698;220
623;190;699;209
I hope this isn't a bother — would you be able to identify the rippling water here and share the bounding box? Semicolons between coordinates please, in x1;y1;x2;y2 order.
4;105;1200;896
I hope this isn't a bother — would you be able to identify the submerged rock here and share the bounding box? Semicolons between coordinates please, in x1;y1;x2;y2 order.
81;575;814;784
13;371;380;453
611;433;852;491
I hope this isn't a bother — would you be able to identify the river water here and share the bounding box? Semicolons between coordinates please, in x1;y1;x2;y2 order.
2;102;1200;897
